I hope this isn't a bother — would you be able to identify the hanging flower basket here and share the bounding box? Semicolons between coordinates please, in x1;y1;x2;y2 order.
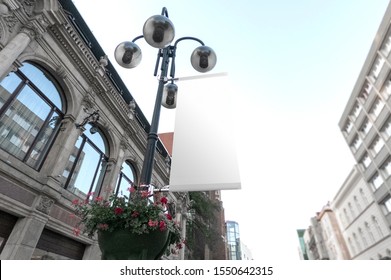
98;228;170;260
71;186;183;259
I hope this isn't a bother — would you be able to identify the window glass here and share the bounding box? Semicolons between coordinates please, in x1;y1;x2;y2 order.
19;63;62;110
0;63;64;169
64;124;108;198
0;72;22;110
116;161;136;196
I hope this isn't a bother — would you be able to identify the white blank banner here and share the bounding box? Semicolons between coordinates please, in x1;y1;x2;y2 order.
169;75;241;192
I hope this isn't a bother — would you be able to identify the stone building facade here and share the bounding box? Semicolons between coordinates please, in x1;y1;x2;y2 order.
0;0;184;259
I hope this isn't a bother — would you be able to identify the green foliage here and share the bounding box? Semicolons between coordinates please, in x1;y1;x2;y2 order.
71;188;183;252
186;192;222;259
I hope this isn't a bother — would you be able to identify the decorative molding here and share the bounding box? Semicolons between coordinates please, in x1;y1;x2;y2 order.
36;195;54;214
20;24;39;39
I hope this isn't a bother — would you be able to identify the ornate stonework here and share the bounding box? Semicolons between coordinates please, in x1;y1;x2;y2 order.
36;195;54;214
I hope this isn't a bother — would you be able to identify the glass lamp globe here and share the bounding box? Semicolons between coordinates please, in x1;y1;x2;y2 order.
190;46;217;73
114;41;142;69
143;15;175;48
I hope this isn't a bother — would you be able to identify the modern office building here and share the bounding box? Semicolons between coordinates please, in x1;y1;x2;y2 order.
339;1;391;232
226;220;241;260
296;229;309;260
0;0;186;259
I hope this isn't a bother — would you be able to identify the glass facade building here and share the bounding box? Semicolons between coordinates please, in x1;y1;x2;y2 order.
226;220;241;260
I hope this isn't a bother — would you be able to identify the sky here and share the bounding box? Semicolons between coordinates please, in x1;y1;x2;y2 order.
72;0;390;261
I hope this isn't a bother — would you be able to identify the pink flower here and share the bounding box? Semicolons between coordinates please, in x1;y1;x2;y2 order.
114;207;124;215
160;197;168;205
71;199;79;205
159;220;166;231
148;220;158;227
131;211;139;218
94;196;103;202
165;213;172;220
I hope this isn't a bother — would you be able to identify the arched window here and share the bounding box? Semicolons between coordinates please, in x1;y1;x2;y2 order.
62;124;108;198
0;62;64;169
115;161;137;196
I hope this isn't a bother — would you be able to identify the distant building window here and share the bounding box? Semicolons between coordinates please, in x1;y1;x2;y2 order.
360;118;372;135
381;76;391;99
381;157;391;178
360;188;369;205
372;216;384;238
365;222;376;243
358;227;368;248
381;196;391;215
0;62;64;169
381;116;391;139
354;196;362;212
370;173;383;191
350;102;361;120
370;136;384;156
344;120;354;134
360;153;371;169
351;135;362;152
359;81;372;101
369;55;385;81
369;98;385;120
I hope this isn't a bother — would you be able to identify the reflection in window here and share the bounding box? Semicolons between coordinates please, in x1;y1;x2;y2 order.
63;124;108;198
0;63;64;169
115;161;137;196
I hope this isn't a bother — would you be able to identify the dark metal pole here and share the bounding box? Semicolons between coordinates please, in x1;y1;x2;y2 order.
139;47;171;186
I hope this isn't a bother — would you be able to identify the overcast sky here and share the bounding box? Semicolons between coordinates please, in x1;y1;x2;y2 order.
72;0;390;260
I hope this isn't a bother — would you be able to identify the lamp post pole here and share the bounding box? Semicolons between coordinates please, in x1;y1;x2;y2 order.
139;48;170;186
114;7;217;189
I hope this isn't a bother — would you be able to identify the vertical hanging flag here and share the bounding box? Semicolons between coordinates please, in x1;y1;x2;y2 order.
168;75;241;191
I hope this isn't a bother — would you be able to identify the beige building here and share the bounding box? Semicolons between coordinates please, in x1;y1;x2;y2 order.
332;166;391;260
0;0;185;259
316;204;351;260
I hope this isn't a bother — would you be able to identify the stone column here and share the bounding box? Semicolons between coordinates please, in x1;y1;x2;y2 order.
0;27;35;78
0;212;47;259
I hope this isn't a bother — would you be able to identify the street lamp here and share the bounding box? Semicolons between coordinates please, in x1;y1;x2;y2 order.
114;7;216;189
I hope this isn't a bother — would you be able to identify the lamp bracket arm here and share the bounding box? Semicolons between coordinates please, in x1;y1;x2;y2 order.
161;7;169;17
174;36;205;48
132;35;144;43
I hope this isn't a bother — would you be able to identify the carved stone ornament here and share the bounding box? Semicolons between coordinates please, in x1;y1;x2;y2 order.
3;14;18;33
36;195;54;214
20;0;37;17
